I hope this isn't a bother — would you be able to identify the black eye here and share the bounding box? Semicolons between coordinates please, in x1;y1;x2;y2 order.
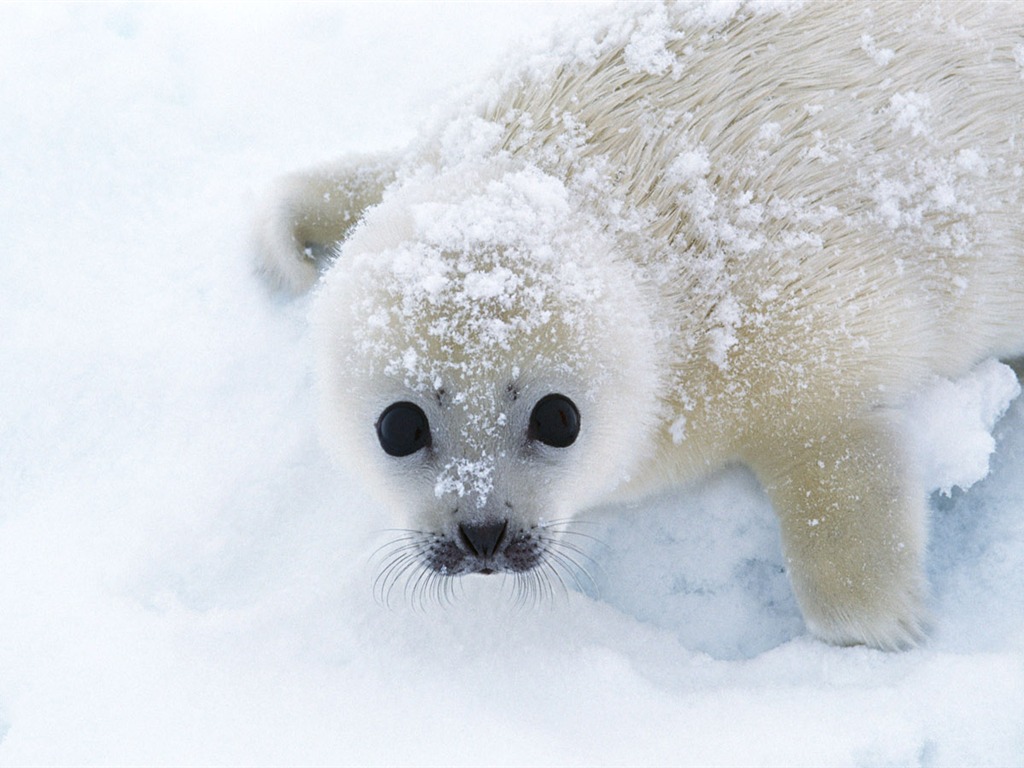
528;393;580;448
376;402;431;457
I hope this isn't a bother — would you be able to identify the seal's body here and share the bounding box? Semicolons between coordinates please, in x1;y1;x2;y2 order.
256;1;1024;649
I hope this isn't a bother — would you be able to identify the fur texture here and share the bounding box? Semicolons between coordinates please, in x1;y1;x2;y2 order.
254;1;1024;649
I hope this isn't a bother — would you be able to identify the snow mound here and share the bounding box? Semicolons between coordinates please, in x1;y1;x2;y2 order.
910;359;1021;495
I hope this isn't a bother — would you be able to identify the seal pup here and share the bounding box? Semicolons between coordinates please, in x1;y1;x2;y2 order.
254;1;1024;649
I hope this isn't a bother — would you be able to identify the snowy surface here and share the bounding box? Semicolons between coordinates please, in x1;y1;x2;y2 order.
2;4;1023;765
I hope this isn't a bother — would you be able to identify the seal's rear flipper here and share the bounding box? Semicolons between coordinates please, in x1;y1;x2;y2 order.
253;151;401;294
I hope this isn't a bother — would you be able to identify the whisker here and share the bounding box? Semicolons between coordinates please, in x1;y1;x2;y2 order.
374;546;419;605
437;571;455;608
542;550;578;600
513;570;533;610
498;571;513;606
518;570;541;610
370;524;606;612
537;519;608;549
546;537;604;573
400;555;429;610
425;571;441;609
374;558;403;607
545;540;600;598
509;571;525;609
538;518;603;532
431;569;453;609
381;553;422;608
371;529;438;609
538;522;607;591
369;535;421;563
411;564;439;612
540;560;564;602
527;570;543;610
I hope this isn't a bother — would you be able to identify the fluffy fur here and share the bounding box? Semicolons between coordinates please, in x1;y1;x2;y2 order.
255;1;1024;649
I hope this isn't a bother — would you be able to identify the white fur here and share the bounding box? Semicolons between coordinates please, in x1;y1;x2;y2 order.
255;1;1024;649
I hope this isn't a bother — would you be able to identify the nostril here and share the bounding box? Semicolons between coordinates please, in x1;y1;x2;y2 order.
458;520;508;559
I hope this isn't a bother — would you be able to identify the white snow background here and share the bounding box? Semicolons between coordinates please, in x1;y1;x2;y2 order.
2;3;1023;765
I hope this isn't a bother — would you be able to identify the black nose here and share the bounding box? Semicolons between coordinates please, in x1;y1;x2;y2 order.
458;520;508;559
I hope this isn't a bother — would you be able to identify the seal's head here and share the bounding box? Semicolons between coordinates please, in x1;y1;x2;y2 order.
313;163;661;597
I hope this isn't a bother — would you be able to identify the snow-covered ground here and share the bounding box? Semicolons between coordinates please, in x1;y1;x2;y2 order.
2;4;1022;765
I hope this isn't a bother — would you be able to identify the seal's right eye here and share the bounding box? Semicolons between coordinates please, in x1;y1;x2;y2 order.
376;402;431;457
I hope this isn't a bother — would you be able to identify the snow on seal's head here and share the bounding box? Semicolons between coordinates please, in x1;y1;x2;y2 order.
313;159;660;591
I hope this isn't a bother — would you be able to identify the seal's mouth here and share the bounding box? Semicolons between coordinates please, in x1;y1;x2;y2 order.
373;520;598;606
425;522;545;575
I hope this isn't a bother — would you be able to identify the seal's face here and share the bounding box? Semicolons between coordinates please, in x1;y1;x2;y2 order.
324;272;626;596
369;380;586;583
312;166;661;598
373;390;582;576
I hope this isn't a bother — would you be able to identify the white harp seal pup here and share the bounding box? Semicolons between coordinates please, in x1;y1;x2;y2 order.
254;1;1024;650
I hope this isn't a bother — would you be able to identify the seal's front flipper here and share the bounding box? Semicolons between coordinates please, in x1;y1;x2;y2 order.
253;151;401;294
754;412;929;650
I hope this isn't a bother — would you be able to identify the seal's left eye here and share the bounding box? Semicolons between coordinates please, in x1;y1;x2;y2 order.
376;402;431;457
528;393;580;448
